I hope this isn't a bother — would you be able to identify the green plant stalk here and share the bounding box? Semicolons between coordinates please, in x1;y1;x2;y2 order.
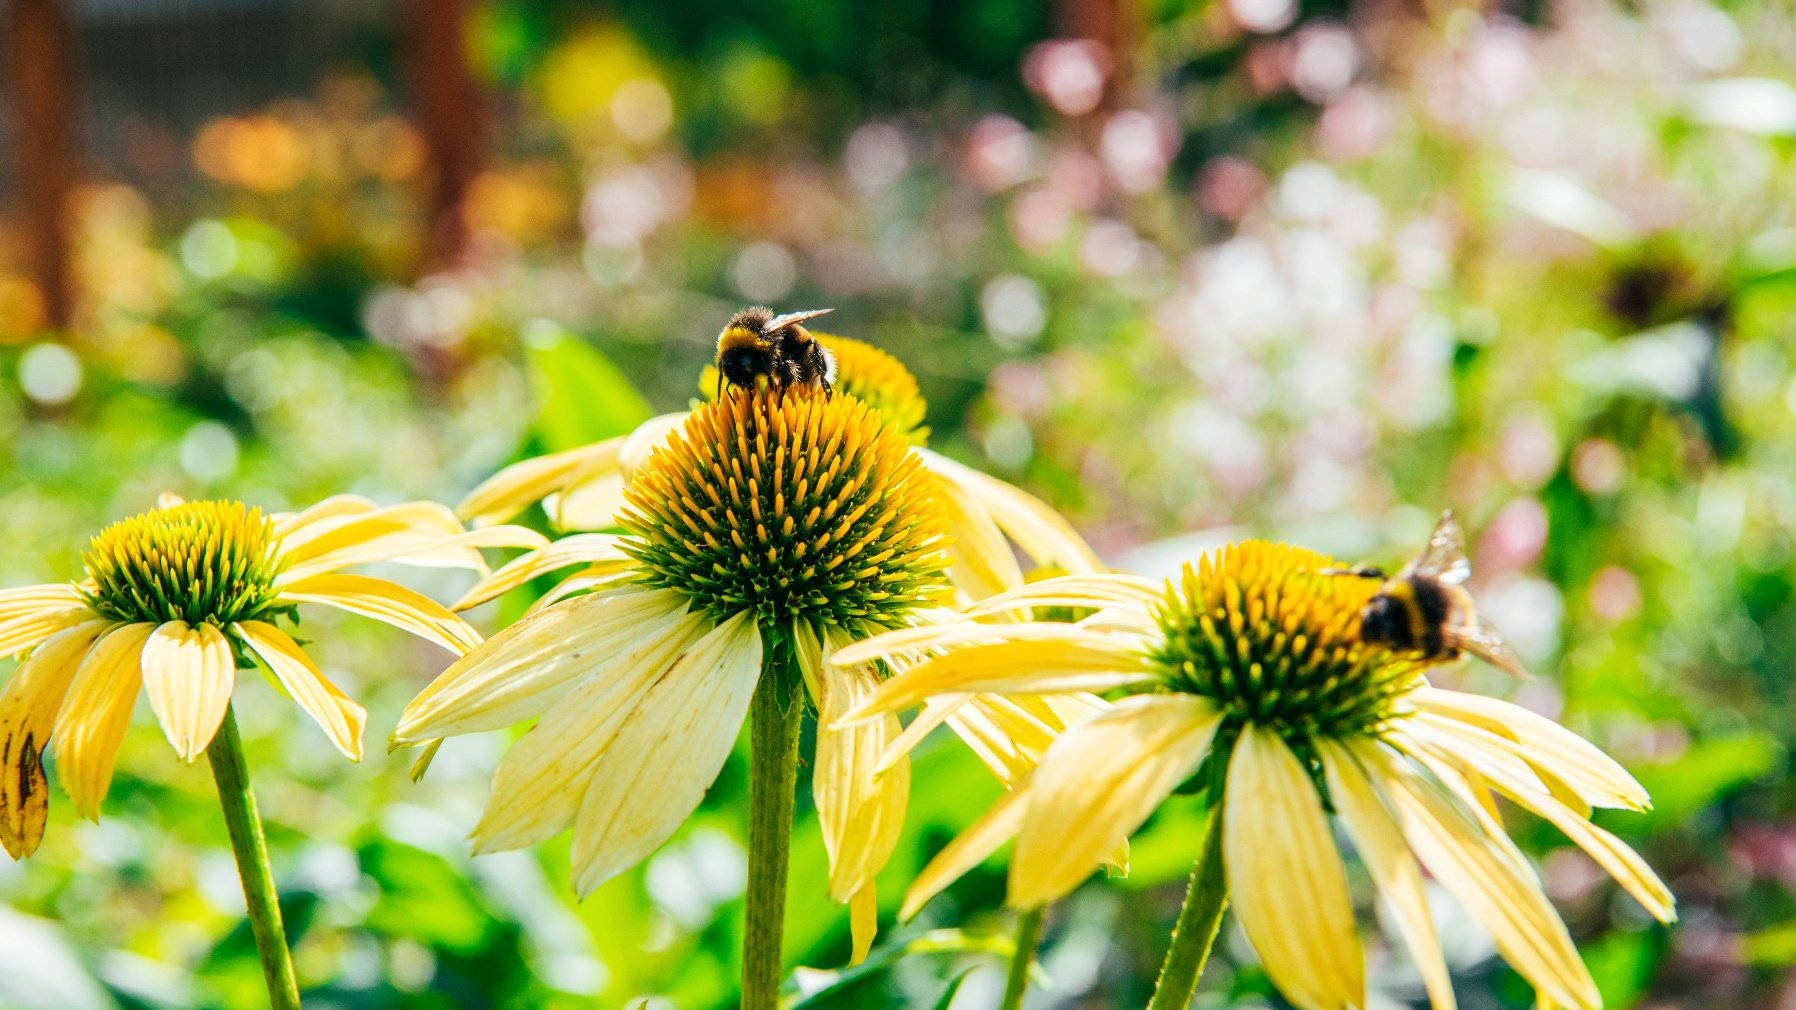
205;704;301;1010
1146;805;1228;1010
1000;906;1045;1010
743;642;804;1010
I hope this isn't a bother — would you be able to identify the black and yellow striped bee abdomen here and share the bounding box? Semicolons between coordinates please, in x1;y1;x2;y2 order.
1359;576;1457;660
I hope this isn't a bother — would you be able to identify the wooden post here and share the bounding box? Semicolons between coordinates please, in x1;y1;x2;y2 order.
404;0;485;270
6;0;81;330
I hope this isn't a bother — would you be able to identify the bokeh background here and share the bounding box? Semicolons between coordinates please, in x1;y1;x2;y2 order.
1;0;1794;1007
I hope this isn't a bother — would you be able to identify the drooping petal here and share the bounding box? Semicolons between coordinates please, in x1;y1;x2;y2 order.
1009;695;1219;908
814;636;909;904
0;584;87;623
963;573;1163;619
545;474;624;532
271;494;377;539
0;620;108;857
1352;738;1600;1010
275;502;471;581
276;573;483;654
934;462;1024;600
1318;738;1456;1010
1223;725;1365;1010
450;534;629;611
0;605;99;659
235;621;368;761
569;614;762;894
903;779;1030;920
837;629;1152;725
523;564;636;616
1411;687;1649;811
849;883;879;966
467;604;711;853
457;439;623;527
396;587;695;745
140;621;237;761
51;622;154;819
1397;719;1675;923
916;448;1102;575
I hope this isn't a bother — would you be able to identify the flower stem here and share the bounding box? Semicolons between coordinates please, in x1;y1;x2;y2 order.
743;645;803;1010
1001;906;1045;1010
1146;805;1229;1010
205;705;300;1010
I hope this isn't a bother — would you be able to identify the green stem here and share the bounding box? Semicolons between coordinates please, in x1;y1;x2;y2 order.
205;705;300;1010
1146;805;1229;1010
742;644;803;1010
1000;906;1045;1010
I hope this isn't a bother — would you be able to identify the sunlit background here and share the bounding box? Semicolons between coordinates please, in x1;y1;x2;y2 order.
1;0;1794;1006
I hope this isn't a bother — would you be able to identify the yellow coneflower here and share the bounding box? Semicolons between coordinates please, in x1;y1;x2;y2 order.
835;540;1674;1010
400;386;1008;1008
452;332;1099;606
0;493;536;1010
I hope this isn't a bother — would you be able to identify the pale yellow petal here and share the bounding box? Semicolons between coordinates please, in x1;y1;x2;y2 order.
850;883;879;965
838;632;1152;725
51;623;154;819
569;614;762;894
902;779;1030;920
450;534;628;611
523;563;636;616
963;573;1162;619
0;605;98;659
617;412;690;481
815;641;909;903
1398;720;1675;923
1412;687;1648;811
456;440;622;527
1318;738;1456;1010
877;694;970;776
1352;739;1600;1010
0;584;86;623
1224;725;1365;1010
1010;695;1219;907
276;573;482;654
467;607;711;852
0;620;108;857
545;473;626;532
236;621;368;761
271;494;376;538
396;587;693;745
934;461;1024;600
918;447;1102;574
140;621;236;761
276;501;472;581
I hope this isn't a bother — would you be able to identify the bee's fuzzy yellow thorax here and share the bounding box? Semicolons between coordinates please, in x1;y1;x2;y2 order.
716;325;768;355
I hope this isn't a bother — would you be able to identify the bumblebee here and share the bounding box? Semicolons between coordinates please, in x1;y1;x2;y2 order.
714;306;837;397
1324;510;1531;679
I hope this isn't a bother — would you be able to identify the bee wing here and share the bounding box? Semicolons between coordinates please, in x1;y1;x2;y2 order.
766;308;834;330
1443;613;1533;680
1409;510;1472;586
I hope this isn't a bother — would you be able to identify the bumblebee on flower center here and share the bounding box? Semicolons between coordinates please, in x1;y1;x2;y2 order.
1148;541;1425;745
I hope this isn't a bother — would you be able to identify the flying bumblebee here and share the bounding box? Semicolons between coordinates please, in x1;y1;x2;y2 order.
714;306;837;398
1324;510;1532;679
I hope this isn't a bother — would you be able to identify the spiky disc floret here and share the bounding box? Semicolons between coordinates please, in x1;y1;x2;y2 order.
82;500;284;625
619;386;950;633
1148;540;1424;744
702;333;929;444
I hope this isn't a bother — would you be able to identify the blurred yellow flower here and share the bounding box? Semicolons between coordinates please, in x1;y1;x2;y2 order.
0;495;539;859
836;540;1674;1010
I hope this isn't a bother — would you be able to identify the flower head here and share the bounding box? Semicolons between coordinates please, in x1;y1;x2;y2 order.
398;384;1097;960
836;539;1674;1010
0;494;538;859
618;387;949;631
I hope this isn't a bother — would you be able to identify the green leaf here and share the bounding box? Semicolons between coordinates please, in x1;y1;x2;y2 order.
1580;928;1666;1008
929;968;977;1010
783;929;1016;1009
524;320;654;451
